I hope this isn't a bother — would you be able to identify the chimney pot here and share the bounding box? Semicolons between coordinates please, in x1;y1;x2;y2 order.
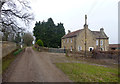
100;28;104;32
68;30;71;33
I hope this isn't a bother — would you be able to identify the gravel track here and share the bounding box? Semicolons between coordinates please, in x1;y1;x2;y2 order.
3;47;71;82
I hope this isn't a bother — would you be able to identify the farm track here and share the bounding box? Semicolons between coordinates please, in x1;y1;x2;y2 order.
3;47;71;82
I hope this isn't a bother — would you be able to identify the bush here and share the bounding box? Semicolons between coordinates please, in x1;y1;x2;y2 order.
36;39;44;47
13;49;22;56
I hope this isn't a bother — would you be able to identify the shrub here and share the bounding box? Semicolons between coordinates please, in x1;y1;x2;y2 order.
13;49;22;56
36;39;44;47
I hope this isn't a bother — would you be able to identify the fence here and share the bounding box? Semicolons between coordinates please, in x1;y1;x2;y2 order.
34;45;119;62
34;45;65;53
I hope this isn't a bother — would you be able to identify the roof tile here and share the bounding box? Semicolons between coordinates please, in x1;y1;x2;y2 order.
62;29;108;39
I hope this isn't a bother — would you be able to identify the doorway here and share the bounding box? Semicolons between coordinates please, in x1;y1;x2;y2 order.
89;47;94;51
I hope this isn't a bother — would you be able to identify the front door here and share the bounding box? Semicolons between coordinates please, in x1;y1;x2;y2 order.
90;48;92;51
89;47;94;51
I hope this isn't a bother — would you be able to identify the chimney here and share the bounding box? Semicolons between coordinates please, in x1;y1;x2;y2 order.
100;28;104;32
85;15;87;25
68;30;71;33
84;15;88;29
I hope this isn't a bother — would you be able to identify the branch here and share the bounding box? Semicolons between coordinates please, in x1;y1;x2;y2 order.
2;9;34;21
17;0;31;9
2;9;23;18
1;0;34;34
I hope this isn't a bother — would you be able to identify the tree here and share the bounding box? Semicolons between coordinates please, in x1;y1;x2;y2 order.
22;32;34;46
0;0;34;41
36;39;44;47
14;33;21;44
33;18;65;48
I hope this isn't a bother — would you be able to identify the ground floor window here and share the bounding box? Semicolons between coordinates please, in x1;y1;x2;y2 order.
64;46;66;53
78;46;82;51
101;47;104;51
96;40;98;45
71;46;72;51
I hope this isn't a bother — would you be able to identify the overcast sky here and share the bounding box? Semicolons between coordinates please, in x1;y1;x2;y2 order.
29;0;119;44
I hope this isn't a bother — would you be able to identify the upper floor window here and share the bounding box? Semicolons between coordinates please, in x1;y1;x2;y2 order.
71;38;72;43
100;40;103;45
67;38;69;43
96;40;98;45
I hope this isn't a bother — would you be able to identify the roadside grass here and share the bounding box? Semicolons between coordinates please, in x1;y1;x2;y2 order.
55;63;118;82
13;48;23;56
2;48;24;73
32;46;37;51
2;50;16;73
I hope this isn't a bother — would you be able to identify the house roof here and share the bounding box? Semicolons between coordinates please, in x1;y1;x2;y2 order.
62;29;83;38
92;31;109;39
62;29;108;39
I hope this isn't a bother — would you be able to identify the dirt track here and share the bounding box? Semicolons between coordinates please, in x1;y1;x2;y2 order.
3;47;71;82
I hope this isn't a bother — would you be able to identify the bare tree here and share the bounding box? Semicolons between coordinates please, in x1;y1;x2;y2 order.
22;32;34;46
0;0;34;41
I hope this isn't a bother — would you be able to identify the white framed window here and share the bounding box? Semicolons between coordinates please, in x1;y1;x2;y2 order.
78;46;82;51
96;40;98;45
71;46;72;51
64;39;65;43
102;48;104;51
71;38;72;43
67;38;69;43
64;46;66;49
100;40;103;45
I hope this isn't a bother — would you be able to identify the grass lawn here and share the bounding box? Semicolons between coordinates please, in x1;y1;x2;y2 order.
55;63;118;82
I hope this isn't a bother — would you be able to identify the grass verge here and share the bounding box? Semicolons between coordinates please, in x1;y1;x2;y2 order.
55;63;118;82
32;46;37;51
13;48;23;56
2;48;23;73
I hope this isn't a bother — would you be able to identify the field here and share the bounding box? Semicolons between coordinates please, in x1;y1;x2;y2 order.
56;63;118;82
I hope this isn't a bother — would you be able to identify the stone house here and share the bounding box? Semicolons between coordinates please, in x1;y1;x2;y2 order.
61;15;109;51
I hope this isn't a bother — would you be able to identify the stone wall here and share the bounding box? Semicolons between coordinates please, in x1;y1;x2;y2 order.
2;41;17;57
